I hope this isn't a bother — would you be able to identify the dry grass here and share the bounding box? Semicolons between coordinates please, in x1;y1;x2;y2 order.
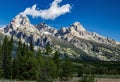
95;78;120;82
1;78;120;82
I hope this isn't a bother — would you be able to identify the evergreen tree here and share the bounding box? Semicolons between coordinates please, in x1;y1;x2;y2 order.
45;44;52;55
30;40;34;52
2;36;12;79
9;35;14;79
0;43;3;78
60;58;74;80
12;56;19;79
22;42;28;56
36;48;45;81
12;38;23;79
10;35;13;50
36;48;42;57
43;57;57;82
36;48;57;82
53;51;61;78
20;50;36;80
18;38;23;56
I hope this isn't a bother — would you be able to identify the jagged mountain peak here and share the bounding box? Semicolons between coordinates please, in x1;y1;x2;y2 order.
39;22;46;26
2;12;34;33
3;13;40;37
37;22;50;29
36;22;58;35
70;21;86;32
11;13;30;27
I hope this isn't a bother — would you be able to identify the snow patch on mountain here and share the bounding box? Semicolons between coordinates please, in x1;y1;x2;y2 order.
43;32;52;35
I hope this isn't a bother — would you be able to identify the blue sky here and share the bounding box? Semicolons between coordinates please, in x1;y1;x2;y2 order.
0;0;120;41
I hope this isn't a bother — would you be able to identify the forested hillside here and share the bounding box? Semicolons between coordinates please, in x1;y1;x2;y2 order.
0;36;120;82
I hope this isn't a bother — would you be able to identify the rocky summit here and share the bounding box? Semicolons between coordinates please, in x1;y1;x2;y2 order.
0;13;120;61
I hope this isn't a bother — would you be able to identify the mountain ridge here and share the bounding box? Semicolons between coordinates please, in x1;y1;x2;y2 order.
0;13;120;61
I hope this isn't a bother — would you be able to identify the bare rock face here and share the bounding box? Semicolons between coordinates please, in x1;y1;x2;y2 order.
11;13;30;30
2;13;52;46
57;21;117;46
71;22;86;32
0;13;120;61
4;13;33;32
36;22;57;36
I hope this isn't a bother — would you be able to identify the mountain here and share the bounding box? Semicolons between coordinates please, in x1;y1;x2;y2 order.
0;13;120;61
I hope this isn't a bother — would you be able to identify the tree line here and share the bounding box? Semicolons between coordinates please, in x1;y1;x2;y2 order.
0;36;74;81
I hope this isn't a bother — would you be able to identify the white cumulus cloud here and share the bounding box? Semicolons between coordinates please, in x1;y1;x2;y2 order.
22;0;71;20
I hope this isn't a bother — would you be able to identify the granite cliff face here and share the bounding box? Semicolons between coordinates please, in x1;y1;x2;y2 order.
0;13;120;61
57;22;117;45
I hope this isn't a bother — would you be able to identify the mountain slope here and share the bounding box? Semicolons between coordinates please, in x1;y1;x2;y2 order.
57;22;117;45
0;13;120;61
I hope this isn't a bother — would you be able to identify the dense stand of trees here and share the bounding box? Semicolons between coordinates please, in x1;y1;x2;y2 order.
0;36;74;81
0;35;120;81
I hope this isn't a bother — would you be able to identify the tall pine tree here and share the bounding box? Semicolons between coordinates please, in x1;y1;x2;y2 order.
0;43;3;78
53;51;61;78
36;48;44;81
30;40;34;52
12;38;22;79
2;36;12;79
20;50;36;80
